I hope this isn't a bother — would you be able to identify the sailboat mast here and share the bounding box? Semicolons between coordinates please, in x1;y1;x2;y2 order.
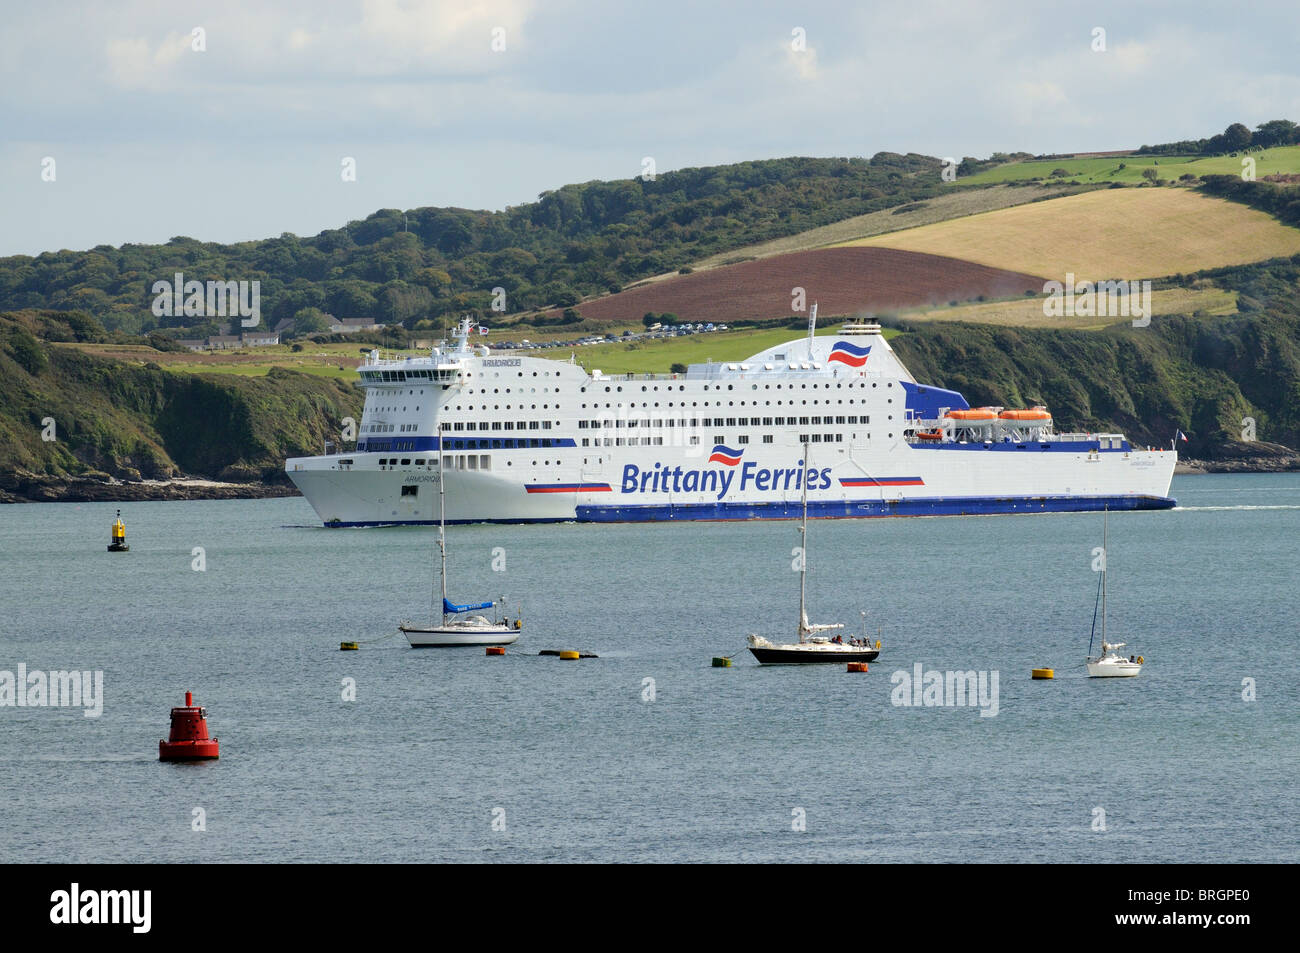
798;442;809;642
439;424;448;624
1101;507;1108;646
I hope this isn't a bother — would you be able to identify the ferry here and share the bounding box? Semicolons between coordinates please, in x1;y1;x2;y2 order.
285;316;1176;525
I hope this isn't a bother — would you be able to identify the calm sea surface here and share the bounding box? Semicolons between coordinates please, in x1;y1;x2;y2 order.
2;473;1297;863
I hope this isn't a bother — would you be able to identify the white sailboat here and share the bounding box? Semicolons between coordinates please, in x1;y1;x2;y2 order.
747;440;880;664
1085;508;1142;677
400;430;521;648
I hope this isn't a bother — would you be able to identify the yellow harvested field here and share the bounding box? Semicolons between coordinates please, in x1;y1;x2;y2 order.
837;188;1300;282
899;287;1238;329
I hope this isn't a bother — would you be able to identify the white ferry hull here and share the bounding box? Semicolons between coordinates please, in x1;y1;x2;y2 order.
286;444;1175;525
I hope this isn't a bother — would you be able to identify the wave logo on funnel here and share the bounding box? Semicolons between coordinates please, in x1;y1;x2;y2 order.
708;444;744;466
828;340;871;367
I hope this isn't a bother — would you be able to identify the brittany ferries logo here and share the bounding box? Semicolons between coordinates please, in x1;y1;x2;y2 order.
622;456;832;500
827;341;871;367
707;444;744;466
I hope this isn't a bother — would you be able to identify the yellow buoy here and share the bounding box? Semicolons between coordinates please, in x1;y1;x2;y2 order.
559;650;580;660
1031;667;1054;679
108;509;129;552
340;642;359;651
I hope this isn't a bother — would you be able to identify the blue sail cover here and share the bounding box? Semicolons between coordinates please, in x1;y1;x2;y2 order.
444;597;495;614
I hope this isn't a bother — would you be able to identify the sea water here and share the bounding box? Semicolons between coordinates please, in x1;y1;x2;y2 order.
1;474;1296;862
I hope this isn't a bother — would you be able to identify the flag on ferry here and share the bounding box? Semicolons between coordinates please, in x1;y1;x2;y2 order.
479;325;489;335
708;445;744;466
827;340;872;368
1175;429;1188;443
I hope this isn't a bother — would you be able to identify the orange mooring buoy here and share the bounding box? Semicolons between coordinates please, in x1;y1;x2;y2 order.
159;691;219;761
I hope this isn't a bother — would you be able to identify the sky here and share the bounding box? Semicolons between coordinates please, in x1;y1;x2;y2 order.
2;0;1298;257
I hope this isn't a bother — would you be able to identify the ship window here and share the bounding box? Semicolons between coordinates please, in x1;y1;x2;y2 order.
401;485;418;497
480;455;490;470
689;436;699;445
454;423;464;431
467;456;478;470
414;459;424;465
713;435;724;444
738;435;749;444
762;435;773;444
582;438;590;447
378;458;387;465
811;434;821;442
400;459;411;465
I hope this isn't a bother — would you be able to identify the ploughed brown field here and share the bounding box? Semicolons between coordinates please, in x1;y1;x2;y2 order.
544;247;1047;324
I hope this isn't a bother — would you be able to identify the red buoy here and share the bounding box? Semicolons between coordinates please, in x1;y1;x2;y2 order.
159;691;220;761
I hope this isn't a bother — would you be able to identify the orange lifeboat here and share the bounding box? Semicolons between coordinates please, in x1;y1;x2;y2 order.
945;409;997;422
915;429;944;441
999;406;1052;423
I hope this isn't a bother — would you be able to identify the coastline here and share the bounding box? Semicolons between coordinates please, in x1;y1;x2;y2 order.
4;456;1299;504
0;475;299;504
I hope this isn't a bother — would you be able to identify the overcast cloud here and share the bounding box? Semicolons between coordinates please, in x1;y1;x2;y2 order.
3;0;1298;255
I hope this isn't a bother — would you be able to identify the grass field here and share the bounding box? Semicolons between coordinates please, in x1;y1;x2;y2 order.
681;183;1083;271
59;342;365;380
533;325;901;375
837;188;1300;282
897;286;1237;329
957;145;1300;186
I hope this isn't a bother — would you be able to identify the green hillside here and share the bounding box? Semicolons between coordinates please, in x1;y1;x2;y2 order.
956;145;1300;187
0;310;361;499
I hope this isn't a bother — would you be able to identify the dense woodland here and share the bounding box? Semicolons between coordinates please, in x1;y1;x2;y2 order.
0;154;948;336
1135;119;1300;156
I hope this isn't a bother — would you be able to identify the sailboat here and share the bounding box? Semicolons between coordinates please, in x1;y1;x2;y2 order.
747;444;880;664
1085;508;1142;677
399;433;521;648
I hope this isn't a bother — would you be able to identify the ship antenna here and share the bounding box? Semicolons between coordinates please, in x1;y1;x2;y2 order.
807;301;818;359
